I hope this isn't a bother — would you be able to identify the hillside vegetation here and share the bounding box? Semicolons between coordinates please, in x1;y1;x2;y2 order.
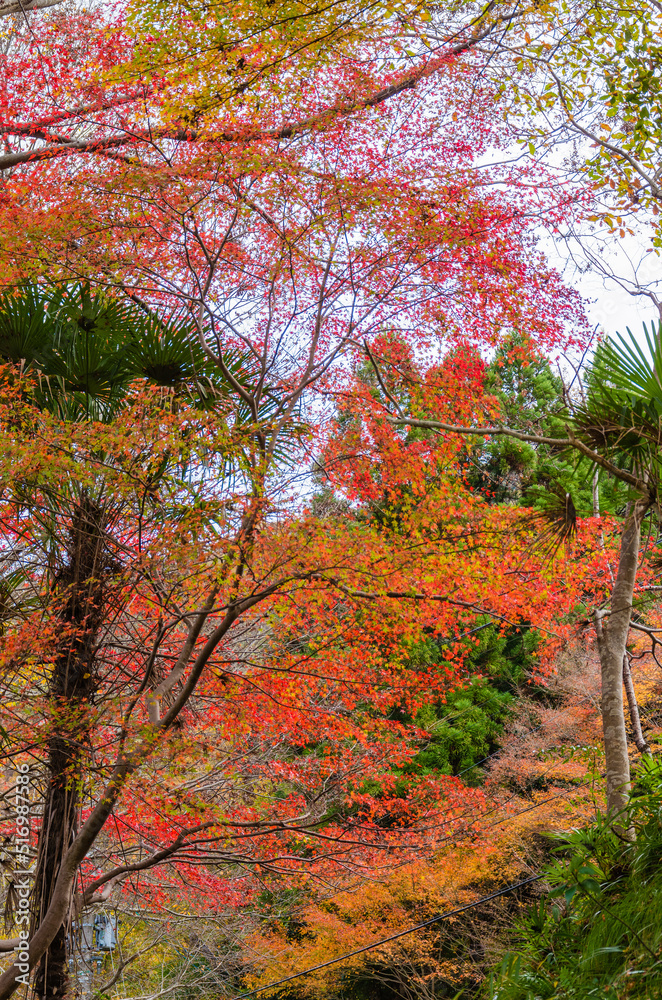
490;756;662;1000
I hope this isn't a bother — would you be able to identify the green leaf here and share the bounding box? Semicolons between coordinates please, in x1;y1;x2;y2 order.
578;877;602;894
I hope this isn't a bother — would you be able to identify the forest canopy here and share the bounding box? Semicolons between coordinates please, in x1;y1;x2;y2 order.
0;1;660;999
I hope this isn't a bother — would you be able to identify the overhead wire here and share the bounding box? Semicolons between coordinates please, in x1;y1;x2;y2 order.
232;725;601;999
234;873;544;998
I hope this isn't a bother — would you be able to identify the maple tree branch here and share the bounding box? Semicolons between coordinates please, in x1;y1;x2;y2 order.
79;822;216;905
1;92;152;134
0;133;162;170
386;416;649;493
0;14;511;173
314;575;545;632
145;588;218;724
0;0;63;16
628;621;662;634
363;340;403;416
0;578;285;997
268;236;341;449
539;62;662;200
90;938;163;1000
622;653;651;756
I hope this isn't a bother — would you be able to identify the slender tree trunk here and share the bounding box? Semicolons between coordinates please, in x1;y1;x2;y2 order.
32;499;106;1000
622;653;651;756
594;503;645;821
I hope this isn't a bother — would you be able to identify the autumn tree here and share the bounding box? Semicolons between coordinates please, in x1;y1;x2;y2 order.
0;252;589;1000
382;323;662;822
0;1;623;996
488;0;662;312
0;282;258;999
0;0;539;175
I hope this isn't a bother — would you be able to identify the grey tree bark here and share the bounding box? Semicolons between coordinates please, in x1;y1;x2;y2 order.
594;503;645;820
622;653;651;756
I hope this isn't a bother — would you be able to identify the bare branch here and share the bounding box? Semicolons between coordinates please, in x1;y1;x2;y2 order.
386;416;649;493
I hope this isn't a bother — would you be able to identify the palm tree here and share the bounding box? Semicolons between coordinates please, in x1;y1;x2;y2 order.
570;323;662;821
0;282;246;1000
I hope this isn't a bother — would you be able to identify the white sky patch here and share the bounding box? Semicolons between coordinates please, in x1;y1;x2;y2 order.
541;226;660;344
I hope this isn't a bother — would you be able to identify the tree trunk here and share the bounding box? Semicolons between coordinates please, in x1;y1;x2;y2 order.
622;653;651;756
595;503;644;822
32;499;106;1000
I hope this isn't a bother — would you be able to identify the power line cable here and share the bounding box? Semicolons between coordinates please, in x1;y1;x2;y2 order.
235;873;543;998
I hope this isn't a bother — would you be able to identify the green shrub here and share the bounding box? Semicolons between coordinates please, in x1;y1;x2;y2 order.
389;620;543;784
488;757;662;1000
401;680;515;781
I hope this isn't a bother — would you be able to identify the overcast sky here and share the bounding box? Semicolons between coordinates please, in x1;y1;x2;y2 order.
546;224;660;346
579;263;659;341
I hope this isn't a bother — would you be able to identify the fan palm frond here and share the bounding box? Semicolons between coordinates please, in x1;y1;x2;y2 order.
0;283;258;415
0;284;61;369
0;564;39;633
576;322;662;463
591;321;662;406
523;481;578;561
0;283;308;481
